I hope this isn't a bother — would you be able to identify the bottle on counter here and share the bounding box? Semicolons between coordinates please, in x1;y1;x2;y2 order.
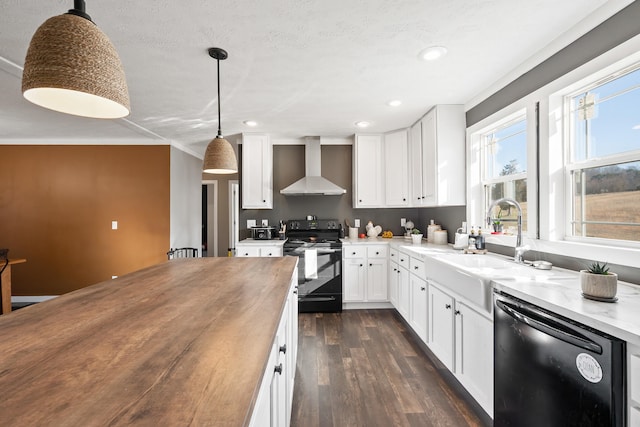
475;227;485;250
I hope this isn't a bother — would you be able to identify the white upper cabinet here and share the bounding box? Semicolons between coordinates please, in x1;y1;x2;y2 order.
354;105;465;209
242;134;273;209
384;129;409;207
420;105;466;206
353;134;384;208
410;121;424;205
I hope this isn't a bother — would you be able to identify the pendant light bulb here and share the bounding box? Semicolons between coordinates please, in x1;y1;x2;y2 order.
21;0;130;119
203;47;237;174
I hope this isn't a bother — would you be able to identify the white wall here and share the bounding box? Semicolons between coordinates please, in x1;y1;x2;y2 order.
170;146;202;253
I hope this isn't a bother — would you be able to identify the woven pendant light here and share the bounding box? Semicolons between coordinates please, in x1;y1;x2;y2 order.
22;0;130;119
203;47;237;174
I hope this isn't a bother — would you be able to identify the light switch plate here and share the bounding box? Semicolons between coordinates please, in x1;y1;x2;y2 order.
111;221;118;230
247;219;257;228
354;219;360;227
401;218;406;227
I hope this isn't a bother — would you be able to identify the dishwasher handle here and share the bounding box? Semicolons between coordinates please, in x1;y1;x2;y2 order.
496;299;602;354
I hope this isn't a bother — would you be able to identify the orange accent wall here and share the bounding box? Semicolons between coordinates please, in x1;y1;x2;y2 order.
0;145;170;296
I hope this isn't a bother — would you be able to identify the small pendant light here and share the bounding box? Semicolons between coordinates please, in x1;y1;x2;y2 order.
203;47;238;174
21;0;130;119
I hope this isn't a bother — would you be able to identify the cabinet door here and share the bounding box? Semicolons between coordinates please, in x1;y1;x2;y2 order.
242;134;273;209
428;283;454;370
455;302;493;417
410;121;424;205
343;258;366;301
388;262;399;308
384;130;409;206
397;267;410;322
421;112;437;206
409;275;428;343
434;105;466;206
353;134;384;207
237;246;260;257
366;258;388;301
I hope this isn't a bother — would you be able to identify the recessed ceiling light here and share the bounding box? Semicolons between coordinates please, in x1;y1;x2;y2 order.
387;100;402;107
355;121;370;128
418;46;448;61
243;120;258;127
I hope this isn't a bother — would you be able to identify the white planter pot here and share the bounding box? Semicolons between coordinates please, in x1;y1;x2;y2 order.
580;270;618;299
411;234;423;245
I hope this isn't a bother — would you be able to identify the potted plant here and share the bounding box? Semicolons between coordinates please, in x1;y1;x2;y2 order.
580;261;618;300
492;209;504;233
411;228;423;244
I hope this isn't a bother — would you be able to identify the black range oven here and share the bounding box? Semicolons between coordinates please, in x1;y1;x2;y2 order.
283;219;343;313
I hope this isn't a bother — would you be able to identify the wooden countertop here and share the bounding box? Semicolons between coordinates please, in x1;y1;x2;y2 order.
0;257;298;426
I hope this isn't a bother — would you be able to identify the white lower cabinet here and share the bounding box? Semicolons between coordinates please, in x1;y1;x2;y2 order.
249;272;298;427
236;244;283;257
396;251;411;322
427;280;493;416
428;283;455;370
409;273;428;343
454;301;493;416
388;249;399;307
343;245;388;303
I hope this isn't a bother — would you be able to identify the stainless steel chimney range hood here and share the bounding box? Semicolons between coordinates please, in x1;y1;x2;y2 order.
280;137;346;196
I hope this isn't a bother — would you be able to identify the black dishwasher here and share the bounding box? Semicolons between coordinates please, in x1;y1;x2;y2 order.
494;290;625;427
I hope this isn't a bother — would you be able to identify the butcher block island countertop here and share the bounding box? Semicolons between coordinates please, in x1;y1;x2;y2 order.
0;257;298;426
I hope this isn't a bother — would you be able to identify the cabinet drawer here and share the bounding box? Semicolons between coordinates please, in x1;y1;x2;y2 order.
398;251;410;269
367;245;388;259
389;248;399;262
631;353;640;403
410;256;426;277
237;246;260;257
260;247;282;257
344;246;367;259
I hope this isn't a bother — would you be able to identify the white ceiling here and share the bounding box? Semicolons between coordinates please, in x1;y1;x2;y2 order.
0;0;630;157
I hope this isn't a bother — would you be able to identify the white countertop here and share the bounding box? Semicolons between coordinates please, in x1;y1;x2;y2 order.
237;238;287;246
342;236;640;345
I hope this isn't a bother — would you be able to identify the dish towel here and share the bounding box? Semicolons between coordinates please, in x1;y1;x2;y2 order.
304;249;318;279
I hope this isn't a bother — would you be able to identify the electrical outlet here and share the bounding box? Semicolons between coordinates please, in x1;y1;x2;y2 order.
354;219;360;227
247;219;257;228
261;219;268;226
401;218;406;227
111;220;118;230
111;275;118;279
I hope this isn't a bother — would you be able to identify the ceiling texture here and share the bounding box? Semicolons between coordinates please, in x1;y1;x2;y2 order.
0;0;631;157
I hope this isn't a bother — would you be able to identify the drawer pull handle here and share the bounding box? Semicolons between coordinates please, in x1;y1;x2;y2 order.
274;364;283;375
376;251;379;255
279;344;287;354
445;304;452;309
421;287;426;291
369;263;372;267
414;266;418;270
455;310;461;315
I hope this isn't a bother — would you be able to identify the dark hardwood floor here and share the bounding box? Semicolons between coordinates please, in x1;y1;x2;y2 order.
291;309;484;427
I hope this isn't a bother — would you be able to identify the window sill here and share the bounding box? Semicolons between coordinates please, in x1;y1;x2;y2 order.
485;235;640;269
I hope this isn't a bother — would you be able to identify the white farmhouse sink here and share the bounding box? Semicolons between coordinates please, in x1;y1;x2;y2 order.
423;253;575;312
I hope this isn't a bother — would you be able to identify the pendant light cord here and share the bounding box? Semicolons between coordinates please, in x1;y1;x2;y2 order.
68;0;92;21
217;57;222;138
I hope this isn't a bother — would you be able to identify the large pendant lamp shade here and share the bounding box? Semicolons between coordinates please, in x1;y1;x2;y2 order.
203;47;237;174
21;0;130;119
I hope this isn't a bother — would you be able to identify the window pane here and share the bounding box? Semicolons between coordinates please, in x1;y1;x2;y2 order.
572;67;640;161
485;178;527;233
483;119;527;179
571;161;640;241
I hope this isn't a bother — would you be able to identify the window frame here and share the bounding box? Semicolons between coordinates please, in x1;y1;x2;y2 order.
562;62;640;247
466;33;640;268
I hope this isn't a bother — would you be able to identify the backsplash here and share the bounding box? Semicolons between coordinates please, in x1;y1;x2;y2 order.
239;144;466;241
